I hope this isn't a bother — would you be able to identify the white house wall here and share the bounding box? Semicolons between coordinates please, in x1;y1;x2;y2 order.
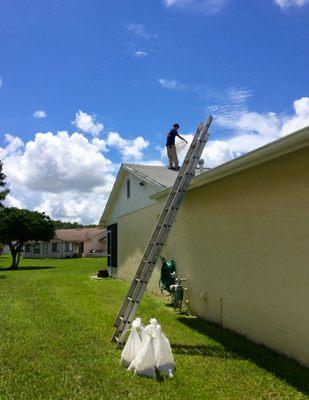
108;171;160;225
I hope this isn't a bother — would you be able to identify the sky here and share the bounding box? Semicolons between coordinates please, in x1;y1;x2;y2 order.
0;0;309;224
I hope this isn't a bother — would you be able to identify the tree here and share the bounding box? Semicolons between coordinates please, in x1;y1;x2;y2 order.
53;220;84;229
0;208;55;269
52;220;98;229
0;160;9;207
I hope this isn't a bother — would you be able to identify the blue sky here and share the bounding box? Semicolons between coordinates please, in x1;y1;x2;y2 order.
0;0;309;223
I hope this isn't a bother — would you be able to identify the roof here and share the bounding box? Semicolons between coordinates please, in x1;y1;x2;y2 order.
55;228;106;242
152;125;309;200
101;125;309;224
124;164;178;188
100;163;179;224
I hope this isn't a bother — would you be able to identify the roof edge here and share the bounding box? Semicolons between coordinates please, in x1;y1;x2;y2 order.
152;125;309;201
123;164;166;189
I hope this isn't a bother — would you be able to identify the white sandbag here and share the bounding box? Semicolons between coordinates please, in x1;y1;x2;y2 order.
145;318;158;335
139;325;149;344
154;324;175;378
120;318;142;367
128;332;156;379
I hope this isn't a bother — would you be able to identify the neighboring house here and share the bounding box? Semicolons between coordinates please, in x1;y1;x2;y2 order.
101;126;309;367
0;244;10;254
23;228;107;259
101;164;180;274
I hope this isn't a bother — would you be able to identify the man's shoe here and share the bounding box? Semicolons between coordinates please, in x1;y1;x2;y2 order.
174;166;180;171
168;166;175;170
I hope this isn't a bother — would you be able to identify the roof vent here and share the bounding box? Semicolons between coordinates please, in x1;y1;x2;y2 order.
197;159;204;175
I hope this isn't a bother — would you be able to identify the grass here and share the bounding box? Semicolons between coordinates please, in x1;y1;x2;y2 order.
0;255;308;400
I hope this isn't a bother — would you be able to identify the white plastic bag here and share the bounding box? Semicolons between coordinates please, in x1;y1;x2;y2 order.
128;331;156;378
139;325;149;344
153;324;175;377
139;318;157;344
145;318;158;336
120;318;142;367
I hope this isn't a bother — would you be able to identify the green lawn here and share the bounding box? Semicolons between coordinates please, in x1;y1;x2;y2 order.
0;255;308;400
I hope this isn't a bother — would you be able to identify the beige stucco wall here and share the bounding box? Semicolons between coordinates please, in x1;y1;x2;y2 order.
117;145;309;366
117;202;163;293
84;236;106;255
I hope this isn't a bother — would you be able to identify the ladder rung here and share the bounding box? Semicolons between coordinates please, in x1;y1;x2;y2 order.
127;296;140;303
135;277;148;283
156;224;171;229
142;260;155;265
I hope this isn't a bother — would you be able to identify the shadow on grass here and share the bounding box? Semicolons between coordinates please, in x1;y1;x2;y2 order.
1;266;55;271
0;275;6;279
171;343;241;360
178;316;309;396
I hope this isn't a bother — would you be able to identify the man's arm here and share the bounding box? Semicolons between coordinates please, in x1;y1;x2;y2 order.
177;134;188;144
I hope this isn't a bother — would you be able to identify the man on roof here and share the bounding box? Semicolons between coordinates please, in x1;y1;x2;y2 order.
166;123;188;171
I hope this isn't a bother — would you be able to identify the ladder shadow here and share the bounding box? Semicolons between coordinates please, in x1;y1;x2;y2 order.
177;316;309;396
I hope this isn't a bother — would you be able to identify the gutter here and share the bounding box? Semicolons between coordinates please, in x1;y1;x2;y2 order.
151;126;309;201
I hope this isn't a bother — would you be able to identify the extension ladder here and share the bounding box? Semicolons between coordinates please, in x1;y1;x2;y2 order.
112;116;213;343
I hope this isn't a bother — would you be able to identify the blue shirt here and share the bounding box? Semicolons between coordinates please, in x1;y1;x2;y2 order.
166;129;180;146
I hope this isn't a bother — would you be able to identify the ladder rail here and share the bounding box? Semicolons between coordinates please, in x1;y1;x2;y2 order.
113;119;211;339
112;117;212;341
113;124;208;328
112;123;206;327
124;120;211;307
112;118;212;339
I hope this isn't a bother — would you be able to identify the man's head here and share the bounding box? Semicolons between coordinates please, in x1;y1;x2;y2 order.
173;123;180;130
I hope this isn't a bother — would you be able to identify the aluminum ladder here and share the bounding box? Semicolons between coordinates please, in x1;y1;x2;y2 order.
112;116;213;343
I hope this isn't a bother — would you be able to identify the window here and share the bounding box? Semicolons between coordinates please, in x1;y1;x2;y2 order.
25;244;32;253
42;243;48;254
65;242;73;252
33;244;40;254
52;243;59;253
126;179;130;199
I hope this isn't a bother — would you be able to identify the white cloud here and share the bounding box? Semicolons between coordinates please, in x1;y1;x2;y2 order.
274;0;309;8
3;131;111;193
73;110;104;137
0;118;152;223
172;135;234;168
280;97;309;136
1;131;114;224
0;134;24;159
126;24;157;39
158;78;186;90
33;110;46;118
163;0;228;14
35;187;112;224
134;51;148;58
107;131;149;162
209;96;309;154
4;193;25;209
160;95;309;169
2;98;308;223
